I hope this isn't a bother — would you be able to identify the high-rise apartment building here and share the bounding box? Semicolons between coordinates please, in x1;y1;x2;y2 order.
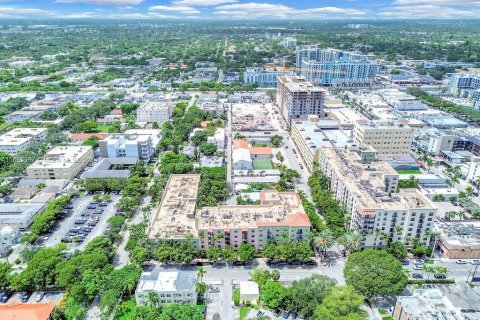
276;75;326;125
296;47;379;88
317;147;437;248
447;74;480;97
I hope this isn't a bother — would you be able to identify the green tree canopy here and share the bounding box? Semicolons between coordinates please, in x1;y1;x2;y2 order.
344;249;408;299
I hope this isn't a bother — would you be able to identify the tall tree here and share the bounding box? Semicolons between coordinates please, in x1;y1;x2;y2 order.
344;249;408;299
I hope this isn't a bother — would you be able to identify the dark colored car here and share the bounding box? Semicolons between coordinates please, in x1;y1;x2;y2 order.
61;236;72;243
75;218;86;224
0;292;11;303
434;274;447;279
66;204;74;209
20;292;31;303
282;310;291;319
411;273;423;279
87;204;96;209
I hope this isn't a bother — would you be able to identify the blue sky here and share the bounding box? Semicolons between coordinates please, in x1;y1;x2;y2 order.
0;0;480;20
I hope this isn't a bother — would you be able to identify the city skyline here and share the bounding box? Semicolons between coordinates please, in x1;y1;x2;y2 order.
1;0;480;20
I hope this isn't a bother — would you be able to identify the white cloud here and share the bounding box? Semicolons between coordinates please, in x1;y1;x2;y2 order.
117;6;135;10
214;3;365;19
394;0;480;5
379;4;480;18
173;0;237;5
0;6;55;18
149;5;200;14
56;0;144;5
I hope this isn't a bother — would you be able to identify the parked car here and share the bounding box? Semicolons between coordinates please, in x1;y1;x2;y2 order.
20;292;31;302
81;212;91;217
470;260;480;265
282;310;291;319
0;292;11;303
75;218;86;224
81;226;92;232
400;260;409;266
98;202;108;207
456;259;467;264
87;204;96;209
411;273;423;279
256;311;264;317
66;204;74;209
34;291;45;302
61;236;72;243
434;274;447;279
413;265;423;270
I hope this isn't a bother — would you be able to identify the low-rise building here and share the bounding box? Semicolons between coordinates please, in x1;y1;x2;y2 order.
200;102;224;115
26;146;93;180
135;267;197;306
239;281;260;305
136;101;172;125
353;120;414;155
0;203;44;230
0;128;47;155
437;222;480;259
99;133;156;161
393;288;464;320
207;128;225;152
0;225;20;257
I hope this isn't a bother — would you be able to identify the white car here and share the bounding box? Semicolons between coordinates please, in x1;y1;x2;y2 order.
456;260;467;264
470;259;480;265
413;265;423;270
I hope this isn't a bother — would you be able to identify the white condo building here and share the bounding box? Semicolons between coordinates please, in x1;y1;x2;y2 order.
296;47;379;88
353;120;414;155
26;146;94;180
317;147;437;248
0;128;48;155
135;268;197;306
136;101;172;124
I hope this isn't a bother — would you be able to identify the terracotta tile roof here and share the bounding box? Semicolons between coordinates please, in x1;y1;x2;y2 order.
200;121;211;128
110;108;123;115
70;133;108;141
256;214;311;227
250;147;272;155
233;140;250;150
0;302;56;320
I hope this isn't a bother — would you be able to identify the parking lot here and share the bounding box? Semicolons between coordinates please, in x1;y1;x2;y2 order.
42;192;121;250
0;290;63;305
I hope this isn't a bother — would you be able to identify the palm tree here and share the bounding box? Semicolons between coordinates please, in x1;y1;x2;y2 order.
422;265;436;280
337;231;364;256
465;186;474;200
394;226;403;240
197;266;206;283
314;229;335;259
146;291;160;307
425;230;441;258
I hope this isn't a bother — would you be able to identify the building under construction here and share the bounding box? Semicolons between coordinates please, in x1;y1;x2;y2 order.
276;75;326;126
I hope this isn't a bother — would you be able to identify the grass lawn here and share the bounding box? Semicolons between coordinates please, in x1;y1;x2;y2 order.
383;317;394;320
252;159;274;170
396;169;422;174
96;124;119;133
113;299;136;320
240;307;251;320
